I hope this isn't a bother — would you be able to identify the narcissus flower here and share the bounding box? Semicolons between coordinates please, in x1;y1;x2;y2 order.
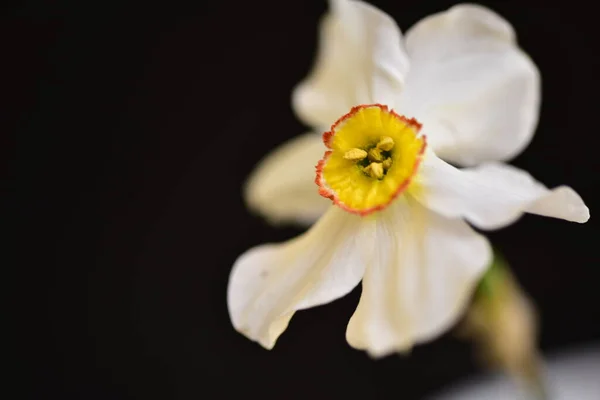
227;0;589;357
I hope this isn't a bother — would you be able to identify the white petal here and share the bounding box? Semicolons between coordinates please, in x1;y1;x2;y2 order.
346;198;491;358
400;4;540;166
292;0;410;130
414;152;590;230
227;207;372;349
244;133;330;226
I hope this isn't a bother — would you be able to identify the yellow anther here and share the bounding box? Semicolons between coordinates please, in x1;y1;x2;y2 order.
364;162;384;179
377;136;395;151
368;147;383;162
383;158;393;170
344;148;368;161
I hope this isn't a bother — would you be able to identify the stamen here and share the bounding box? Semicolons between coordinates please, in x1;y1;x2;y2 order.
368;147;384;162
364;162;384;179
377;136;395;151
344;148;368;161
383;158;393;170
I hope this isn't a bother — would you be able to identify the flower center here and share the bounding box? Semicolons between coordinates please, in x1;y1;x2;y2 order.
316;104;426;216
343;135;395;180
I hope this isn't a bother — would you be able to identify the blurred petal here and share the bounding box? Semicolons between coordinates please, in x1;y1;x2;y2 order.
414;153;590;230
244;133;330;226
400;4;540;166
292;0;409;130
227;207;371;349
346;198;491;357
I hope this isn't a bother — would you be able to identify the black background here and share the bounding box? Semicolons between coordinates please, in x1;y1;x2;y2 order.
11;0;599;399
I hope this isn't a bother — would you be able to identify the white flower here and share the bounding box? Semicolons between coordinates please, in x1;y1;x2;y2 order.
227;0;589;358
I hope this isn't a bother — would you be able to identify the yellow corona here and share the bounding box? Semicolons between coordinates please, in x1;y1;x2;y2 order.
316;104;426;215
